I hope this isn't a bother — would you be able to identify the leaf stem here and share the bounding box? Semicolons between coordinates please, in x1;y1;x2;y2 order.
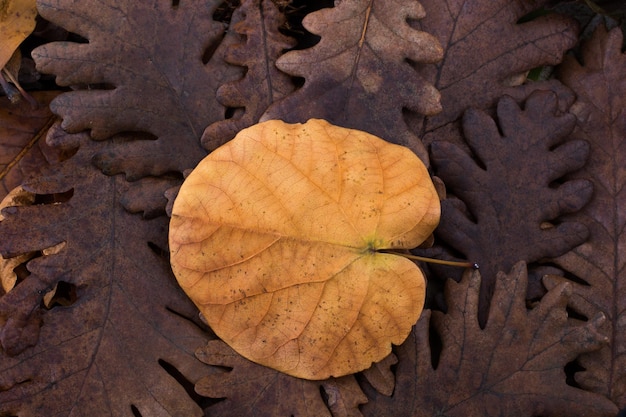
378;250;478;269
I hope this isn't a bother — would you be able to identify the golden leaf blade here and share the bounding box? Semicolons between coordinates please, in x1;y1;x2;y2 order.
0;0;37;69
169;118;440;379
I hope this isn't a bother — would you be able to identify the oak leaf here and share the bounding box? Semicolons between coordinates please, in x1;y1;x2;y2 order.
169;118;440;380
195;340;368;417
261;0;443;162
361;262;618;417
415;0;579;135
544;25;626;406
202;0;296;151
31;0;241;215
0;0;37;70
0;126;210;416
0;91;58;198
429;91;591;322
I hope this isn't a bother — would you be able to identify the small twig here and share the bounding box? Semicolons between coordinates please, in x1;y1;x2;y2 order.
1;68;39;109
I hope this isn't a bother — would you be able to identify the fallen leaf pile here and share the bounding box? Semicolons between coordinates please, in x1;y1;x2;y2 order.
0;0;625;415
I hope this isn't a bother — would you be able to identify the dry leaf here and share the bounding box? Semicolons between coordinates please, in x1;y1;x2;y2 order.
0;125;210;416
0;0;37;69
195;340;367;417
262;0;443;162
2;0;623;415
0;186;34;294
359;352;397;397
0;91;59;198
544;25;626;406
202;0;296;151
415;0;579;134
169;118;440;379
32;0;242;216
429;91;591;323
361;262;618;416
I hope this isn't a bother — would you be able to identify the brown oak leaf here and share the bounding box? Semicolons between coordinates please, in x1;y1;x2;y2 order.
414;0;579;135
361;262;618;416
429;91;591;323
0;91;59;198
195;340;368;417
262;0;443;163
31;0;241;215
0;126;210;416
202;0;296;151
543;25;626;407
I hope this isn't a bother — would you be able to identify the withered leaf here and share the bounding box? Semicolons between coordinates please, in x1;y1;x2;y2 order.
32;0;240;182
202;0;296;151
0;126;210;416
0;91;59;198
169;119;440;380
416;0;579;134
0;0;37;69
361;262;618;417
262;0;443;162
0;186;35;296
430;91;591;322
544;25;626;406
195;340;367;417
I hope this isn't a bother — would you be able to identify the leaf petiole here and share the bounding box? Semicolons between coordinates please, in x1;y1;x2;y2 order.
378;250;478;269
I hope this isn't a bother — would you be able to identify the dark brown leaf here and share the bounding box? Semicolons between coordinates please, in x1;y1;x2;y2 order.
359;353;397;397
361;262;618;416
415;0;579;134
195;340;367;417
202;0;296;151
430;91;591;322
544;25;626;406
32;0;240;186
0;126;209;416
0;91;59;199
262;0;443;162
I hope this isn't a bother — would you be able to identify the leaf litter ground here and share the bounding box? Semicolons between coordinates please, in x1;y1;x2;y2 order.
0;0;625;416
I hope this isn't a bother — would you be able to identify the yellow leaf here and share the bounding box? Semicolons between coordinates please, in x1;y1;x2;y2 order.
169;119;440;379
0;0;37;69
